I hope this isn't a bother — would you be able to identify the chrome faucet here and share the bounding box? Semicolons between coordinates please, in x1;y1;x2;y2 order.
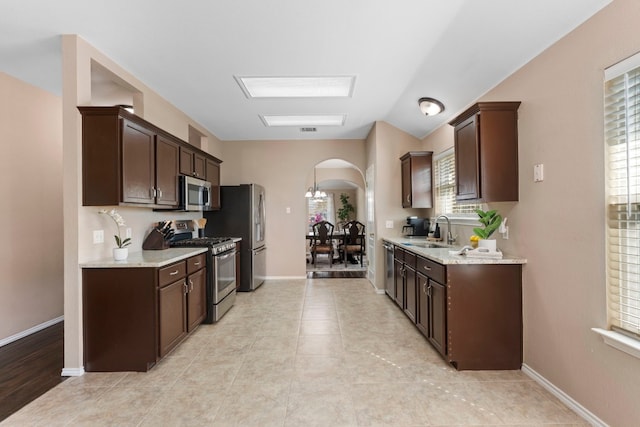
435;214;456;245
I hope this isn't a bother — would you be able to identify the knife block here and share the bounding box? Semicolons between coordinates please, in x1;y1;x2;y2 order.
142;229;170;250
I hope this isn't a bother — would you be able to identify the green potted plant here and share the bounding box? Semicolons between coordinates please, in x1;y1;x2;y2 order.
337;193;355;226
472;208;501;251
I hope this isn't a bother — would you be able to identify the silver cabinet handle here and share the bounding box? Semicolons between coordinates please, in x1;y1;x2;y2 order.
183;282;188;294
423;281;427;294
406;194;411;203
194;261;201;266
157;188;163;198
423;265;432;271
169;270;179;276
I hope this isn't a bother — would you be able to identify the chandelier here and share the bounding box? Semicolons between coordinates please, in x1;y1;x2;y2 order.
305;167;326;198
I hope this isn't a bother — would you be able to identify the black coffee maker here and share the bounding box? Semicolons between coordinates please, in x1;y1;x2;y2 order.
402;216;429;236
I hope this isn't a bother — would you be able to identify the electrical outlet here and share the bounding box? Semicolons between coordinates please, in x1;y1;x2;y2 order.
125;228;132;238
93;229;104;244
534;164;544;182
385;220;394;229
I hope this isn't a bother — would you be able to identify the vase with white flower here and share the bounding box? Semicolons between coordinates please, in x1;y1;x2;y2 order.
99;209;131;260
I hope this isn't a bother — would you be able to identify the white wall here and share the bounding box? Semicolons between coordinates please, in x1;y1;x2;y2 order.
0;72;63;342
422;0;640;424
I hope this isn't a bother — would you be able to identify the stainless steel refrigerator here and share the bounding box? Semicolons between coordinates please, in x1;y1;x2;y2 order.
203;184;266;291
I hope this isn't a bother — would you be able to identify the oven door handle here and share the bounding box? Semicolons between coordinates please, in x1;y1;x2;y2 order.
253;246;267;254
216;251;235;262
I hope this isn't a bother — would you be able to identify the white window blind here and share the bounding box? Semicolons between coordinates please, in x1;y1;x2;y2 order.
605;54;640;337
433;150;480;215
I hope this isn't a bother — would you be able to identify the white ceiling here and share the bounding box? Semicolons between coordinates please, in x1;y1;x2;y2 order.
0;0;610;141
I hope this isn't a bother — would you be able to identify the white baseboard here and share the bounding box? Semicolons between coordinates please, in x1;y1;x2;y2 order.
265;276;307;280
521;363;607;427
0;316;64;348
61;367;85;377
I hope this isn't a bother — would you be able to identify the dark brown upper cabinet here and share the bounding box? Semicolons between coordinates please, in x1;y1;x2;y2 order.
121;119;156;205
155;135;180;207
205;158;221;210
400;151;433;208
449;102;521;202
79;106;222;208
179;146;206;179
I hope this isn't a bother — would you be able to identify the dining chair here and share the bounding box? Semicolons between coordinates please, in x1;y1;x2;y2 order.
311;220;335;268
340;220;365;267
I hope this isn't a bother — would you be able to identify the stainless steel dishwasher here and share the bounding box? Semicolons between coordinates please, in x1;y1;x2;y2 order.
383;242;394;297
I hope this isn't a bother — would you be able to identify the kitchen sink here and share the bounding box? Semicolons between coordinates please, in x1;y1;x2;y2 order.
403;242;445;248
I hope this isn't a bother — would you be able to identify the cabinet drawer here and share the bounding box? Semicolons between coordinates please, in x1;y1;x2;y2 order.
187;254;206;274
404;251;417;269
416;256;446;284
394;247;405;261
159;261;187;287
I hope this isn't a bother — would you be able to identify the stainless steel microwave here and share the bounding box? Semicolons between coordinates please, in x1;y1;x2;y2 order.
179;175;212;211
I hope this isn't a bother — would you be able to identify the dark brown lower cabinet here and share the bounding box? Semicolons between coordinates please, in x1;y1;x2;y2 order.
158;278;187;358
403;264;416;323
416;262;447;357
82;268;157;372
446;264;522;370
416;273;429;336
186;267;206;332
393;252;404;308
83;253;206;372
391;244;523;370
427;279;447;356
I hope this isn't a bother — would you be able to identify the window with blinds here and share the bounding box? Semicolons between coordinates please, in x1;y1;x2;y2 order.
307;194;335;232
433;149;480;215
605;53;640;337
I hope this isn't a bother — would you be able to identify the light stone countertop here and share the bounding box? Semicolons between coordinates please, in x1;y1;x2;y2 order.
80;247;208;269
382;237;527;265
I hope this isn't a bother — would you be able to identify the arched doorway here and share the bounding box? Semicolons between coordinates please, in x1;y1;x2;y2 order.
305;159;367;278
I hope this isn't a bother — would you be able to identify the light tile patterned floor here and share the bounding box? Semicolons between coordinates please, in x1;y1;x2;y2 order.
3;278;587;426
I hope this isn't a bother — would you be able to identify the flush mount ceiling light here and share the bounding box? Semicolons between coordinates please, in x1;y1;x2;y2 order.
236;76;356;98
261;115;346;127
418;97;445;116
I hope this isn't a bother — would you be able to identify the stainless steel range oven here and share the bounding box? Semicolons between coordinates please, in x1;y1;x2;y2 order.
209;240;236;322
169;221;236;322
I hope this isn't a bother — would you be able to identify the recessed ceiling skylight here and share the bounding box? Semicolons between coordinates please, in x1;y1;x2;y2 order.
261;115;346;127
237;76;355;98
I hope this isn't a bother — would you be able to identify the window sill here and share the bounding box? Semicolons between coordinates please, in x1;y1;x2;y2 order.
591;328;640;359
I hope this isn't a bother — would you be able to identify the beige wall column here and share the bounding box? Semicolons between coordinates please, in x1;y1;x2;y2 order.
61;35;90;375
367;121;424;290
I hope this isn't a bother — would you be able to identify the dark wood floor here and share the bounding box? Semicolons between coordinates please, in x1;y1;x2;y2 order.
0;321;66;422
307;270;367;279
